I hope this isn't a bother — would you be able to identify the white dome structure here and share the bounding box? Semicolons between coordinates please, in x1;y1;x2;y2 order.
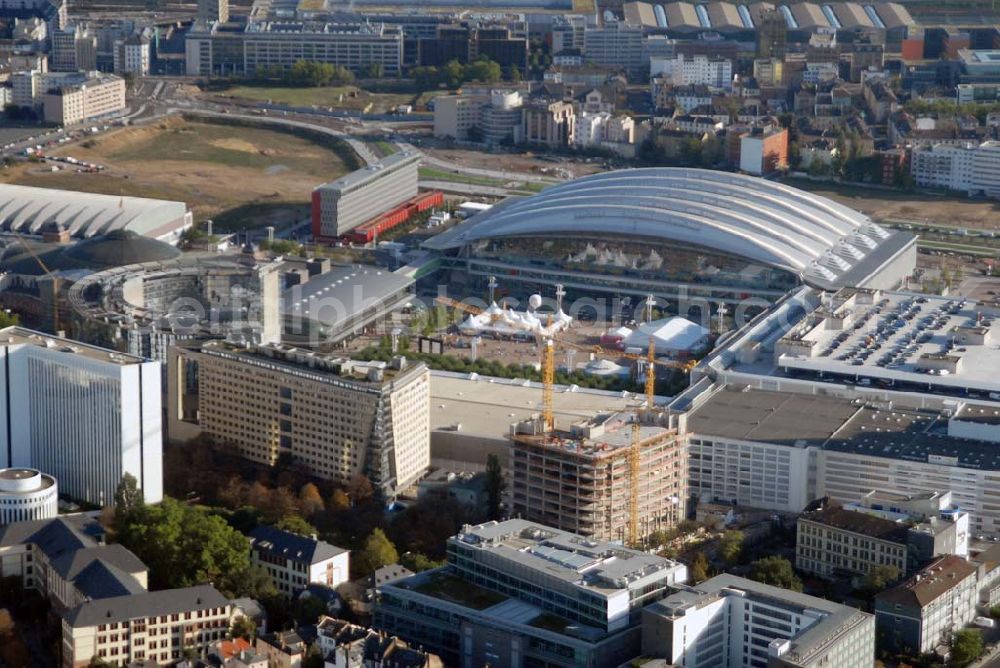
0;468;58;524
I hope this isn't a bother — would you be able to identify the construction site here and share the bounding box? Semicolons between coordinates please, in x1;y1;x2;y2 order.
508;408;687;546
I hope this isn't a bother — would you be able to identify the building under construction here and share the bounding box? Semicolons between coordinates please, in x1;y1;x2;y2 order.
508;409;686;545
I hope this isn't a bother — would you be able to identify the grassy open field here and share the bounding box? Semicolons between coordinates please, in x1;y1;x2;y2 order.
783;178;1000;229
213;85;415;113
0;117;353;231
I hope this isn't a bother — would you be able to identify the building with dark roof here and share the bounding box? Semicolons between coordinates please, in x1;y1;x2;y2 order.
1;514;237;665
875;555;979;655
63;584;233;665
249;525;349;597
0;515;147;612
796;501;968;580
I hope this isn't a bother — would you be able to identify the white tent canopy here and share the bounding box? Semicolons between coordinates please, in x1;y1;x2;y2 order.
624;317;709;353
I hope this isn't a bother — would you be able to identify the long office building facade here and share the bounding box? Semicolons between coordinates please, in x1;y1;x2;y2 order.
168;341;430;498
0;327;162;506
311;151;420;239
684;384;1000;537
185;20;404;77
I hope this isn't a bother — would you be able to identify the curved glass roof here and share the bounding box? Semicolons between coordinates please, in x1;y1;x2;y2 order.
425;168;892;284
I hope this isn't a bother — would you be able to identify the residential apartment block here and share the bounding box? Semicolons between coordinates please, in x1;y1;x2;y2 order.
168;341;429;498
113;33;151;76
796;497;968;580
910;140;1000;197
650;54;734;91
316;616;443;667
642;574;875;668
0;327;162;506
51;24;96;71
509;410;686;544
311;151;420;238
575;111;635;148
875;555;979;655
522;100;576;148
248;525;349;597
375;519;687;667
739;126;789;175
43;72;126;125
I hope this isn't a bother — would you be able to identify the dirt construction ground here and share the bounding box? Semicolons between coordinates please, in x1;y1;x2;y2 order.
785;178;1000;229
0;117;352;231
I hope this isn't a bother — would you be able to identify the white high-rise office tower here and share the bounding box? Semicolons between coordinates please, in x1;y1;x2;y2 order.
0;327;162;506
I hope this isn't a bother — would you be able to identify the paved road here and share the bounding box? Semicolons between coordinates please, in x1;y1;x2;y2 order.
418;180;513;197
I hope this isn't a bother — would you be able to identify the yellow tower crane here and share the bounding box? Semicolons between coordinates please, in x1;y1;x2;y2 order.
433;296;695;547
629;419;641;547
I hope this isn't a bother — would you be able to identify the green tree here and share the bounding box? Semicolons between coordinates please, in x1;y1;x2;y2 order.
242;564;278;600
951;629;984;667
117;497;254;597
412;66;441;91
113;472;144;520
862;564;900;592
466;57;501;83
400;552;444;572
0;310;19;328
230;615;257;641
748;556;802;592
273;514;316;537
718;530;744;566
485;453;503;520
442;60;465;88
361;62;384;78
690;552;709;584
355;528;399;576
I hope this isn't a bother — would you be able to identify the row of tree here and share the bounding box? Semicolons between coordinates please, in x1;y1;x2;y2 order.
411;57;504;91
253;60;356;88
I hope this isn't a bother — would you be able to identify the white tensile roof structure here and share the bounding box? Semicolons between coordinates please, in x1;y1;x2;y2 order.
424;168;907;290
0;184;190;240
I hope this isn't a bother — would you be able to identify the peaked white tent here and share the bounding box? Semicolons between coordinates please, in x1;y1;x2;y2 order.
624;317;709;354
